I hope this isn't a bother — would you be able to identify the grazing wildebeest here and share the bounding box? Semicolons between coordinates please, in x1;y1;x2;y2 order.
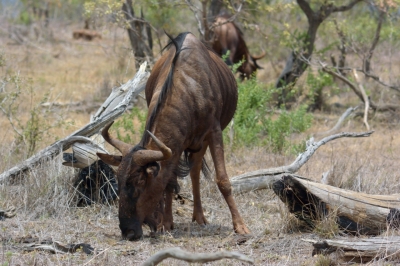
97;32;250;240
211;15;265;80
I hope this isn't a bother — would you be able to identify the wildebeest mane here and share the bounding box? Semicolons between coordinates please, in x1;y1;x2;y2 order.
140;32;196;179
141;32;190;147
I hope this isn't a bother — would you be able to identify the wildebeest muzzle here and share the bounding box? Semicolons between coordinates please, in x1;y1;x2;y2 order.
119;218;143;241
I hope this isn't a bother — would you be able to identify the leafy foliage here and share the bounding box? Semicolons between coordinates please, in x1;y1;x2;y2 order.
225;77;313;154
111;107;147;144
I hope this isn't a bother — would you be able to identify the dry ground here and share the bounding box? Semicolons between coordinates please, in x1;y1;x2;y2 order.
1;21;400;266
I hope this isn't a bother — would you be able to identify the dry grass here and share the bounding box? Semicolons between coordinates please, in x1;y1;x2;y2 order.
1;18;400;266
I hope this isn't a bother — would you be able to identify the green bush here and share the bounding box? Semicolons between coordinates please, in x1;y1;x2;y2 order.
111;107;147;144
225;77;313;154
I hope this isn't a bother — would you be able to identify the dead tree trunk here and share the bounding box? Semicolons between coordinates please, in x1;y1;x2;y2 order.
304;237;400;263
0;63;149;184
273;175;400;235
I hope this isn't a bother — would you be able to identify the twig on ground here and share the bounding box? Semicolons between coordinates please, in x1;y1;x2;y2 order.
141;247;254;266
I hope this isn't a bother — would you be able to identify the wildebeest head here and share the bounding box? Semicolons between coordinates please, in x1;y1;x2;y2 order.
97;122;171;240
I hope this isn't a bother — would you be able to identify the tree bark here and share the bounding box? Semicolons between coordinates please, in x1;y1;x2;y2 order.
273;175;400;235
304;237;400;263
276;0;363;105
0;63;149;184
122;1;153;69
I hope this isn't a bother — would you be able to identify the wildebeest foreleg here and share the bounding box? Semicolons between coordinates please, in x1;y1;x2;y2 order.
189;144;209;225
163;189;174;231
208;128;250;235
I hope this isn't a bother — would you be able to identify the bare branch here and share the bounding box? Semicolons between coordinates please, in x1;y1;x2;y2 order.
359;68;400;92
231;131;374;193
353;69;370;131
364;5;386;73
319;62;364;100
320;63;400;112
0;62;149;184
314;106;358;137
141;247;254;266
185;0;205;37
331;0;364;13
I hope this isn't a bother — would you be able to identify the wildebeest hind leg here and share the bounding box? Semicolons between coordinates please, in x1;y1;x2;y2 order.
208;128;250;234
189;143;209;225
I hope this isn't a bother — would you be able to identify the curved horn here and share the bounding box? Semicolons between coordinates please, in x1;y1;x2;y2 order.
133;131;172;166
101;121;133;156
251;51;266;60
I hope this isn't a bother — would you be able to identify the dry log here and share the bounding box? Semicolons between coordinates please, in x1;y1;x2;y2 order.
141;247;254;266
231;131;373;194
303;237;400;263
0;62;149;184
273;175;400;235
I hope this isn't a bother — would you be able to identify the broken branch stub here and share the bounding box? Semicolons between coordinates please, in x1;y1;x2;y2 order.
0;62;149;184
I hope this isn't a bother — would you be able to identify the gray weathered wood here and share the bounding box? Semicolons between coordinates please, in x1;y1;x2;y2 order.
303;237;400;262
141;247;254;266
274;175;400;235
231;131;373;194
0;62;149;184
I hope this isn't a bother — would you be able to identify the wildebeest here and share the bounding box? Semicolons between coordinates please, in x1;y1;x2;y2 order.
97;32;250;240
211;15;265;80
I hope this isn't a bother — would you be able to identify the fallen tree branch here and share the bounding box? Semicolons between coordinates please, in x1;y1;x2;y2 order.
314;106;358;137
141;247;254;266
231;131;373;193
303;236;400;263
0;62;149;184
274;175;400;235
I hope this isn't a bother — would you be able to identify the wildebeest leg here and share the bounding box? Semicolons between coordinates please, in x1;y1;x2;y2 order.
208;128;250;234
189;143;209;225
163;188;174;231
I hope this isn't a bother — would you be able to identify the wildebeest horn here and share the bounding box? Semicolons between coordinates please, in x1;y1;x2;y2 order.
133;131;172;166
252;51;266;60
101;121;133;156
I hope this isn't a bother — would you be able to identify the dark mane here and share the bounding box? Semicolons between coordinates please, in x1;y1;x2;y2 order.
141;32;190;146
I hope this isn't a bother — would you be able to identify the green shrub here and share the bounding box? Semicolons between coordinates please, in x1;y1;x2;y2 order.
263;104;312;153
111;107;147;144
225;77;313;154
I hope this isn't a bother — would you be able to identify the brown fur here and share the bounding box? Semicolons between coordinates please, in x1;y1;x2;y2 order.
97;32;250;240
211;15;265;80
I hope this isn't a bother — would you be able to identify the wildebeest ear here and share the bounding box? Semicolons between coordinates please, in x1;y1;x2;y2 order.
146;163;160;179
96;153;122;166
